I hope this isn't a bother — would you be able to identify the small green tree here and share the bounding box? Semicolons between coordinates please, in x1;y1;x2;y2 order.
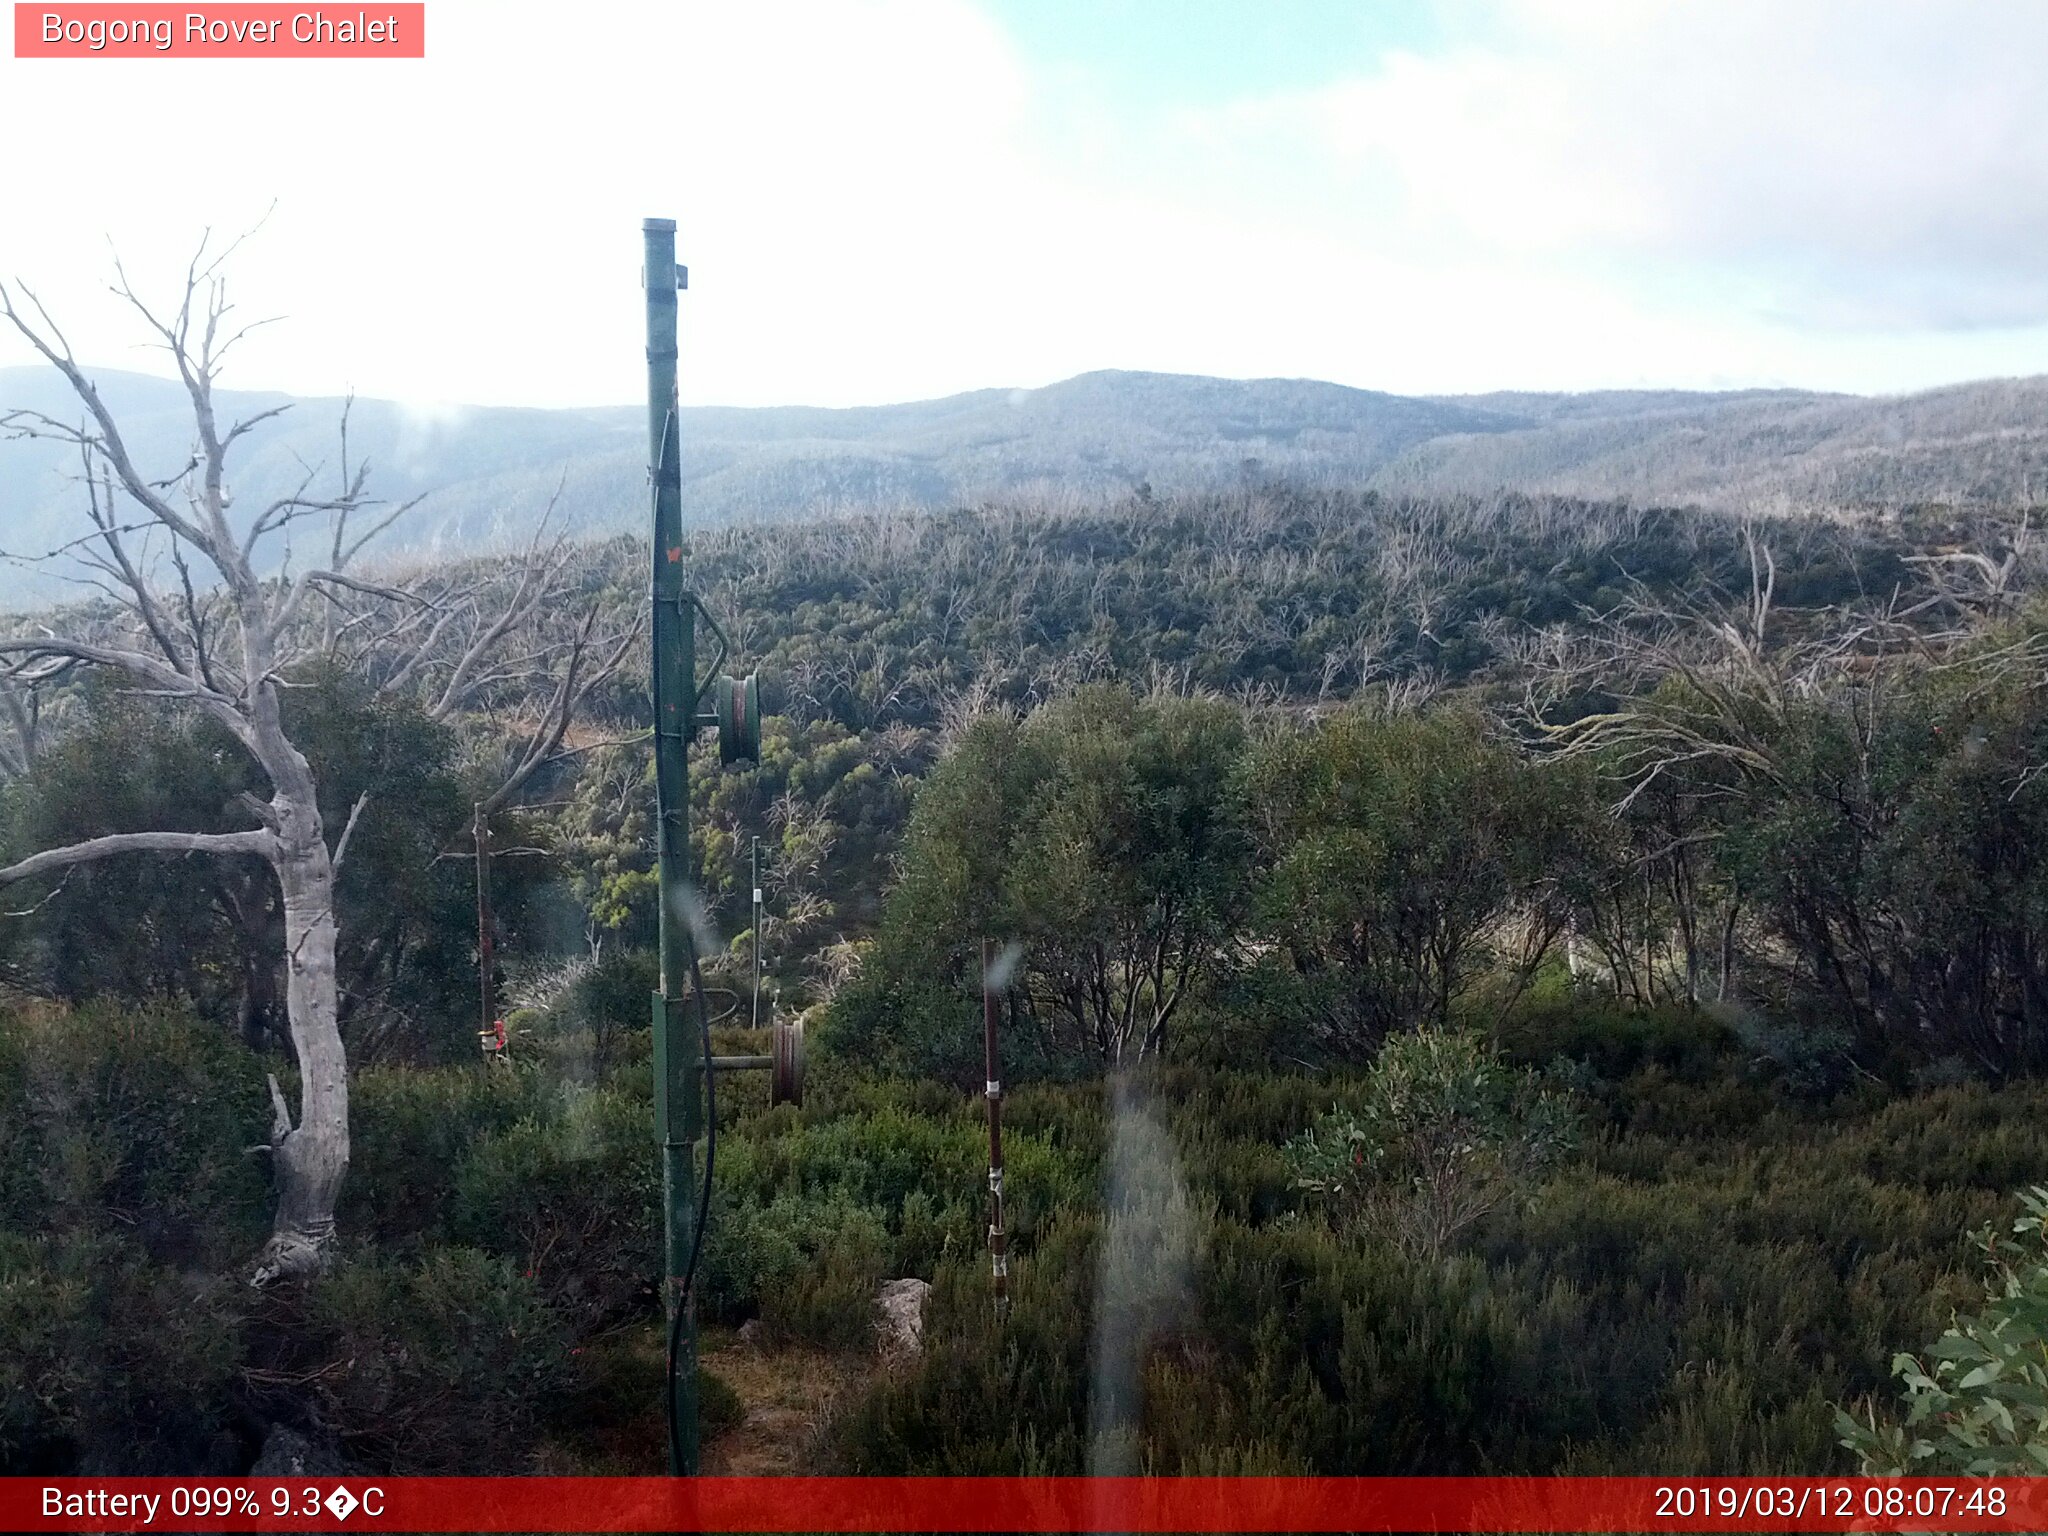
1839;1186;2048;1475
1246;707;1586;1052
843;685;1250;1075
1284;1027;1578;1259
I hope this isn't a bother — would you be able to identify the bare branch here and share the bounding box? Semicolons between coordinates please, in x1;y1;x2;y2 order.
0;867;74;917
429;480;569;719
0;828;277;887
476;606;640;816
0;634;241;729
330;792;370;876
0;280;218;557
266;1071;295;1141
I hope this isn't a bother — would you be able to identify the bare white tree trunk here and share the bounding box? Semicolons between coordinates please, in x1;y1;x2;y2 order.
252;817;349;1281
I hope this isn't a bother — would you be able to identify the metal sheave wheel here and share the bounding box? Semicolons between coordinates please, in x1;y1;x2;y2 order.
770;1014;805;1107
714;673;761;766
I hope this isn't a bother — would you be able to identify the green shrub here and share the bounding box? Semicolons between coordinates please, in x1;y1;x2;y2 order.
1840;1187;2048;1475
1284;1027;1579;1258
743;1104;985;1213
0;1003;264;1473
701;1192;889;1348
291;1247;567;1472
523;947;660;1083
829;1225;1098;1474
0;1231;85;1467
1501;998;1739;1085
0;1002;269;1265
0;1023;41;1227
0;1229;247;1473
449;1087;658;1334
711;1086;1093;1282
824;1053;2048;1477
342;1062;550;1246
5;986;2044;1482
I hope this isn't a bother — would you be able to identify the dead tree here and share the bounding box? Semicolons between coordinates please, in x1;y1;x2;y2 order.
0;240;628;1283
1513;530;1903;1006
0;674;51;779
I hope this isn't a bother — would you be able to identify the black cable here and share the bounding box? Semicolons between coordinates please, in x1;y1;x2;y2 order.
665;939;717;1476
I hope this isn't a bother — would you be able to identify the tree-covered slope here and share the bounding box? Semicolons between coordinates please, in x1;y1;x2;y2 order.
7;363;2047;609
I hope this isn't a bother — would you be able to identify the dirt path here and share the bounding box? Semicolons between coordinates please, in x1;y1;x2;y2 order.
700;1335;874;1474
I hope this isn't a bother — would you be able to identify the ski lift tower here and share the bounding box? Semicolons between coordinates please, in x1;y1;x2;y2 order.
642;216;798;1476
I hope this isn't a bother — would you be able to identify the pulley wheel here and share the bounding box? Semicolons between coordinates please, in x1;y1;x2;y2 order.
771;1014;805;1107
715;673;762;766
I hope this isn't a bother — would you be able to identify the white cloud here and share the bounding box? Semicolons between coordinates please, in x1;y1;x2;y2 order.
0;0;1045;406
2;0;2045;406
1207;0;2048;332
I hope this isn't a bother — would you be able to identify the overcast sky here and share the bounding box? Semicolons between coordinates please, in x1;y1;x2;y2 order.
3;0;2046;409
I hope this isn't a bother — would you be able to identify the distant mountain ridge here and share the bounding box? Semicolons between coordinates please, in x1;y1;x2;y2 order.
1;364;2043;603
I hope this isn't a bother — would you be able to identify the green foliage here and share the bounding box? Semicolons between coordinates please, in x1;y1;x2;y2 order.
847;685;1251;1076
1840;1187;2048;1475
0;672;554;1064
556;712;918;963
0;1229;248;1473
1284;1027;1579;1258
0;684;255;1020
699;1090;1092;1346
4;985;2044;1480
852;695;1593;1080
827;1054;2039;1476
284;1247;568;1472
12;485;2048;1482
296;667;558;1064
1714;662;2048;1077
516;946;661;1084
342;1062;552;1247
829;1227;1098;1474
0;1002;266;1472
1246;707;1585;1050
0;1001;270;1263
664;491;1909;736
449;1087;659;1336
703;1194;889;1347
1528;604;2048;1080
1500;997;1741;1085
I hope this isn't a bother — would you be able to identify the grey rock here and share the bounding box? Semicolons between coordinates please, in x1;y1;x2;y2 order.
251;1424;348;1477
876;1277;931;1355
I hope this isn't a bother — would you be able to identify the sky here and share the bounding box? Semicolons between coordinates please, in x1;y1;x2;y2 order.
2;0;2047;410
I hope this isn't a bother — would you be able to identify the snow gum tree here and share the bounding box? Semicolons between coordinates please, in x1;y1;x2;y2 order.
0;241;629;1282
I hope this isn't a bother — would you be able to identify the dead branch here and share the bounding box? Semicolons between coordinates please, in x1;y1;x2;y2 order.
0;827;277;887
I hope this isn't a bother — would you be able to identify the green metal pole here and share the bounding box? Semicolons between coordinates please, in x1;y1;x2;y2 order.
644;216;701;1477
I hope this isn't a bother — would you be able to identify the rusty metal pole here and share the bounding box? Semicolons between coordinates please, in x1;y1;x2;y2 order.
751;836;763;1033
982;939;1009;1317
474;802;495;1050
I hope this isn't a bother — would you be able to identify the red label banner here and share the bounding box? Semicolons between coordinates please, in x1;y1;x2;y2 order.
2;1476;2044;1533
13;4;424;57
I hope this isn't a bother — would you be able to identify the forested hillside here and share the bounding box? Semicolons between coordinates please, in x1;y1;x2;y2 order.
6;364;2047;604
1390;376;2048;512
7;480;2048;1478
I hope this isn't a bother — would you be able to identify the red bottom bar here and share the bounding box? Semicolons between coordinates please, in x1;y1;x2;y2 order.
4;1476;2041;1533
